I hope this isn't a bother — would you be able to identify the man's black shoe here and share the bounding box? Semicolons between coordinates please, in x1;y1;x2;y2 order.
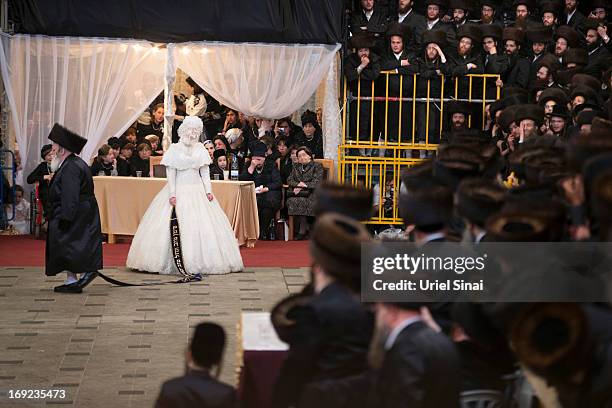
75;271;98;289
54;282;83;294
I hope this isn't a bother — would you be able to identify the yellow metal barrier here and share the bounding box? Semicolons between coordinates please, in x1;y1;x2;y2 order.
340;71;500;225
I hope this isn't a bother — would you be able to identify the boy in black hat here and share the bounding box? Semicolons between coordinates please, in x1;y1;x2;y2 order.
46;124;102;293
26;144;54;220
210;149;227;180
345;32;382;146
239;141;282;240
155;322;236;408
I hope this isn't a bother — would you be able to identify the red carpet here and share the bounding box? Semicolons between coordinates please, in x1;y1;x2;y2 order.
0;236;311;268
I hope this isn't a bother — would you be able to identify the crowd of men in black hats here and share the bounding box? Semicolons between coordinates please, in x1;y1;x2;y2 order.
344;0;612;149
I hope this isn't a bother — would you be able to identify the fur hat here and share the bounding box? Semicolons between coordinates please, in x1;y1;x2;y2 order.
501;86;529;101
456;179;506;227
525;26;554;43
48;124;87;154
422;29;448;48
538;87;568;106
570;85;599;103
425;0;448;7
512;0;534;9
486;211;554;241
386;22;411;42
546;104;570;119
562;48;588;67
314;182;373;221
554;25;581;48
271;293;313;344
515;104;545;126
540;1;561;15
481;24;503;41
498;105;521;133
583;18;603;33
576;110;600;127
449;0;473;11
349;32;377;49
309;213;372;289
250;141;267;158
399;182;454;228
570;73;602;93
456;24;482;44
446;100;472;115
502;27;525;44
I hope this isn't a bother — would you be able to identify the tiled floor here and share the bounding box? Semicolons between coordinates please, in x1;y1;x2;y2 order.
0;267;309;407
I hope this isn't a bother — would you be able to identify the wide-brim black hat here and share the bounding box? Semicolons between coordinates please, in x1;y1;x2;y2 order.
570;85;599;103
349;32;377;49
399;182;454;227
501;86;529;101
583;18;602;33
497;105;520;133
446;100;472;116
545;104;570;119
502;27;524;44
508;145;552;179
386;22;411;42
435;145;485;187
536;53;561;72
515;104;544;126
538;87;568;106
570;73;602;93
40;144;52;160
486;211;553;241
554;25;581;48
314;182;373;221
540;1;561;15
576;110;600;126
525;26;554;43
456;179;506;227
563;48;588;67
480;24;502;41
512;0;534;9
250;141;267;158
48;123;87;154
191;322;225;367
449;0;473;11
309;213;372;290
270;293;313;344
425;0;448;7
422;29;448;48
456;24;482;44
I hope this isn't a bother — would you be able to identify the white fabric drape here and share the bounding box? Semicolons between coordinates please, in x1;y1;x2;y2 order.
172;42;340;119
0;35;166;178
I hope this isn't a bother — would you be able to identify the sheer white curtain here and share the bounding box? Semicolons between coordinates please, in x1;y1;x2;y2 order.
172;41;340;117
0;34;166;180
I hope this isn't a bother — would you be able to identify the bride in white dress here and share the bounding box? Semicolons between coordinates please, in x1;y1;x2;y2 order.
126;116;243;275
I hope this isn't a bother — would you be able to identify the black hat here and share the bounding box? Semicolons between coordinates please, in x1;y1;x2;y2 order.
490;99;506;120
576;110;600;127
546;104;570;119
583;18;602;33
107;137;121;149
501;86;529;101
190;322;225;368
456;179;506;227
570;85;599;103
40;144;52;160
301;110;318;128
591;0;611;10
525;26;554;43
480;0;499;8
538;87;568;106
349;32;377;49
48;123;87;154
422;29;448;48
502;27;525;44
399;181;454;228
425;0;448;7
498;105;521;133
512;0;534;9
435;145;485;189
456;24;482;44
309;213;372;291
515;104;545;126
401;160;437;191
562;48;588;67
536;53;561;72
271;293;313;344
486;211;553;241
213;149;227;160
250;141;267;158
386;22;411;42
540;1;561;15
480;24;502;41
449;0;473;11
570;73;601;93
314;182;373;221
554;25;581;48
446;100;472;115
592;117;612;133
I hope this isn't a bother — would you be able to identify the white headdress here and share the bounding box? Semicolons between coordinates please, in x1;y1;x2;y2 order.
225;128;243;145
178;116;204;143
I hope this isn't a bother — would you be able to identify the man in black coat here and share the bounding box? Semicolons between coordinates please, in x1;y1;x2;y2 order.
155;322;236;408
500;27;531;89
26;144;54;219
365;302;461;407
584;19;612;78
239;141;282;240
393;0;426;52
46;124;102;293
351;0;389;37
270;213;374;408
418;0;455;48
563;0;586;32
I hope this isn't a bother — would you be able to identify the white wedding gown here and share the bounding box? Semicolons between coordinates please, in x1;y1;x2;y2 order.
126;142;243;275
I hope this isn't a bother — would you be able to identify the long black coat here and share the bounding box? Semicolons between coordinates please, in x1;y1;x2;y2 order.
503;54;530;89
45;154;103;276
155;369;237;408
239;160;282;210
345;52;382;142
26;161;52;217
585;44;611;79
271;282;374;408
366;321;461;408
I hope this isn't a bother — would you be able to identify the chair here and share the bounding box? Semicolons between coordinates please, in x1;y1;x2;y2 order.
459;390;504;408
286;158;334;240
149;155;163;176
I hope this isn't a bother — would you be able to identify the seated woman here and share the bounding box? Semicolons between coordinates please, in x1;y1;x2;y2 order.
210;149;228;180
145;134;164;156
90;144;116;176
286;146;324;240
203;140;215;160
117;142;134;176
213;135;231;153
137;103;164;141
26;144;54;220
294;112;324;159
130;143;152;177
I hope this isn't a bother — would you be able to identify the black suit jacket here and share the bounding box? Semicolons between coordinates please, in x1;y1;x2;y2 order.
564;10;586;32
351;8;388;35
271;282;374;408
239;160;282;210
367;321;461;408
504;54;531;88
585;44;611;79
155;370;237;408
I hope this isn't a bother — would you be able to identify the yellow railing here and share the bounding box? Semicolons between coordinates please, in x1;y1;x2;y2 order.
339;72;500;225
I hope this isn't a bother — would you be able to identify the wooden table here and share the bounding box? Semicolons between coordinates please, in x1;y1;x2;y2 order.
94;176;260;247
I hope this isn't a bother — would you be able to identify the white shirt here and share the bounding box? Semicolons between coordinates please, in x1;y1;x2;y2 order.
475;231;486;243
566;9;576;24
394;52;403;60
364;9;373;21
385;316;422;350
427;18;440;30
398;9;412;23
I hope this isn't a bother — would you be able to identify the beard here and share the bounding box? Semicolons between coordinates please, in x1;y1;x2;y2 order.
50;156;62;172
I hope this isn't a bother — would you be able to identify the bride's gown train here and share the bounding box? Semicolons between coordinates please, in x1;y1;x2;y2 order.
126;142;244;275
